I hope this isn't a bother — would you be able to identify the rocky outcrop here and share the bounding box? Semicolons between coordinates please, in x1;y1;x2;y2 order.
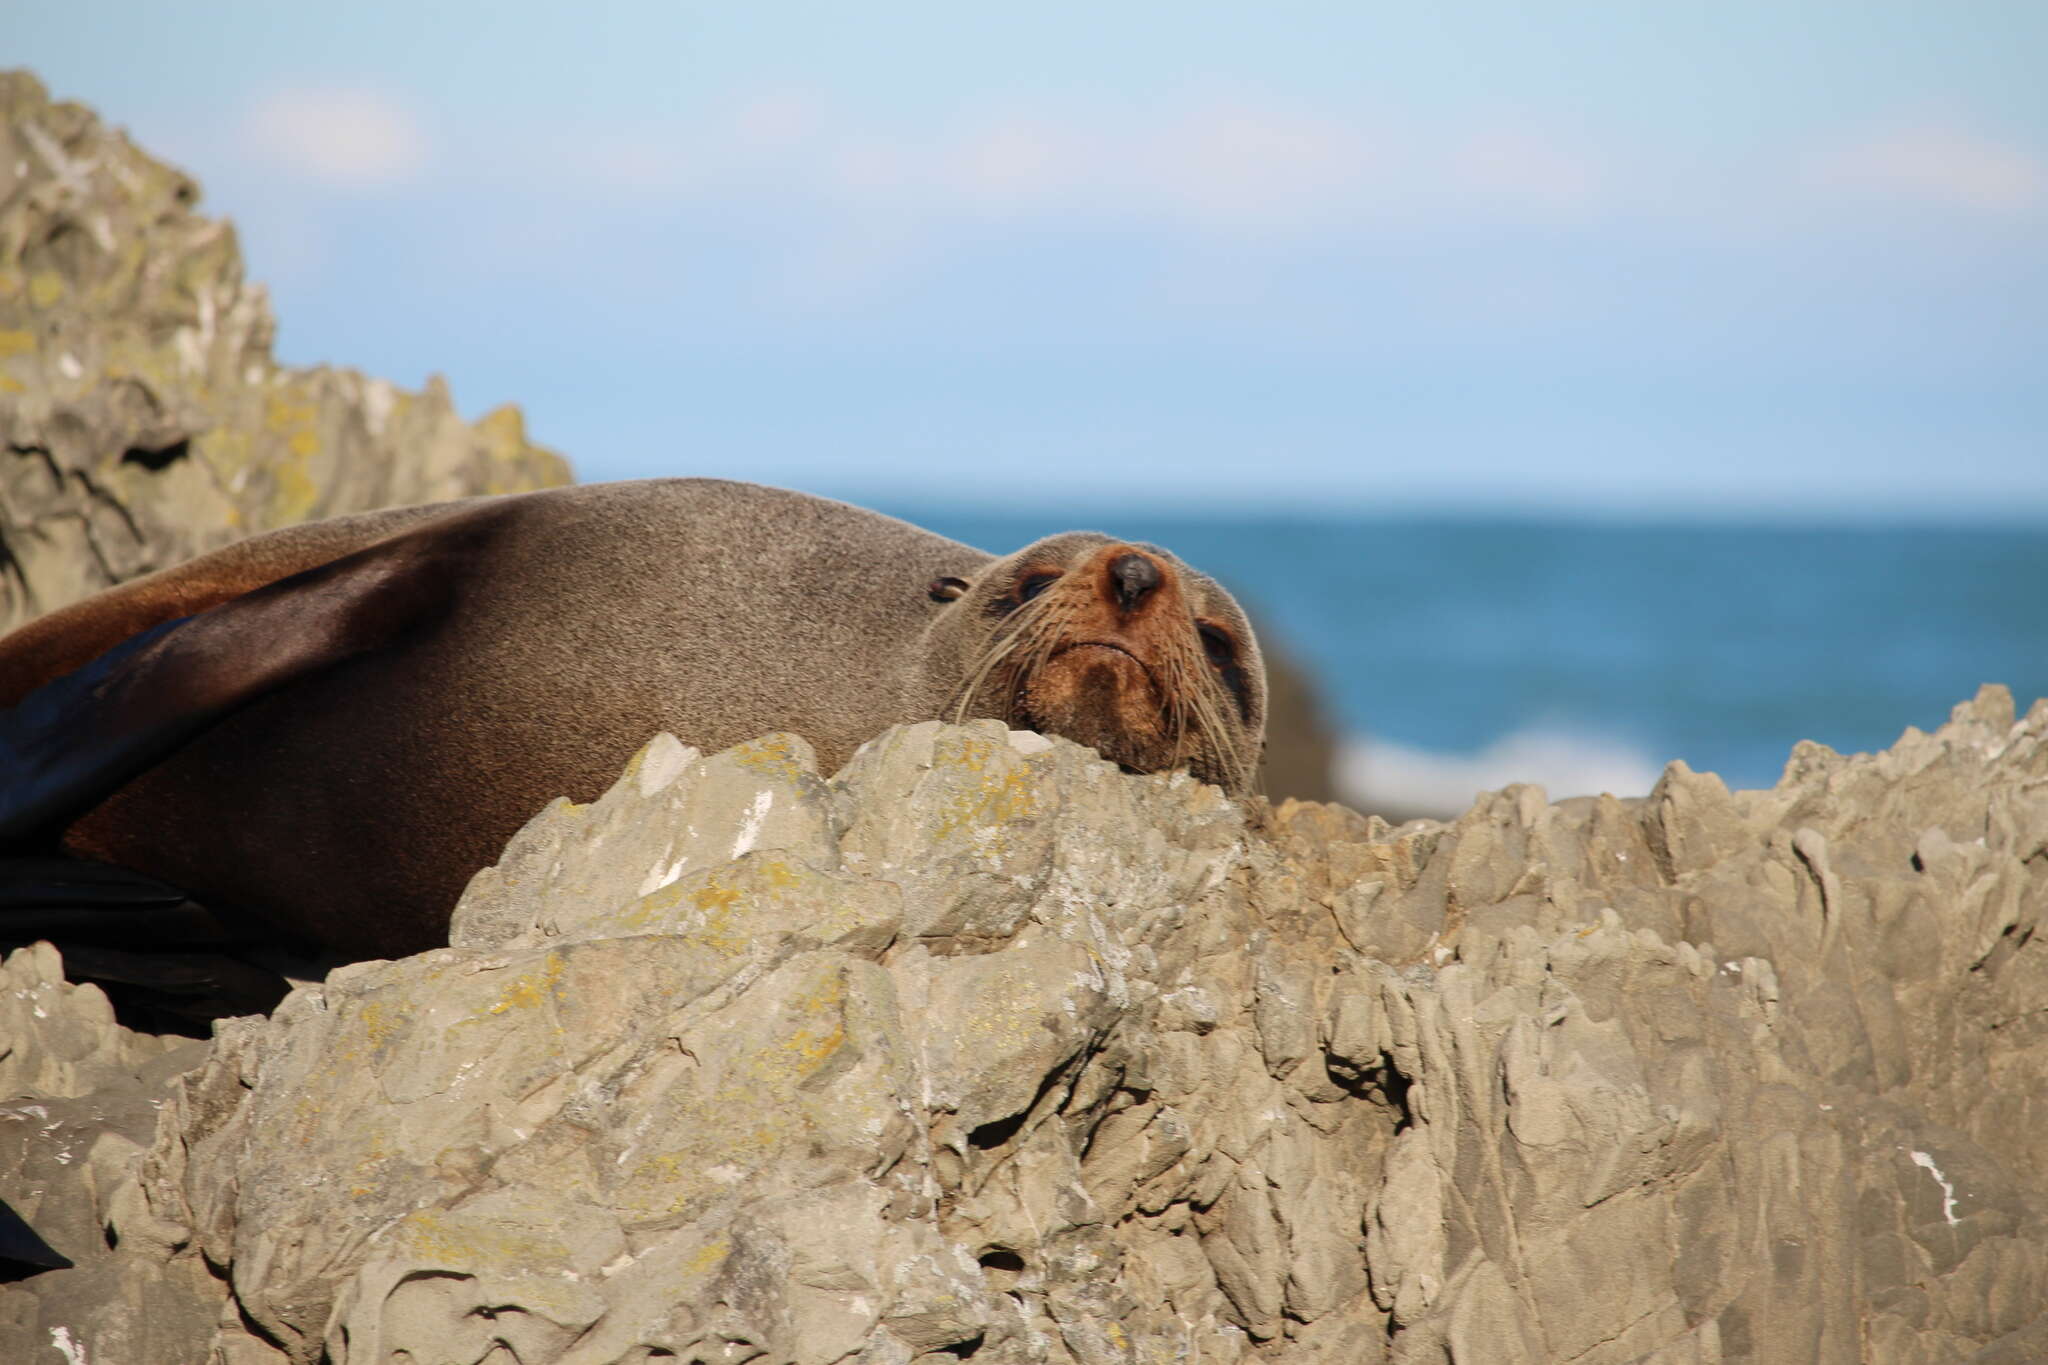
0;943;217;1359
6;687;2040;1363
0;70;569;634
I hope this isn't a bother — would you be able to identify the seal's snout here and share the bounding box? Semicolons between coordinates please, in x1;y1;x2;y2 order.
960;528;1262;795
1108;551;1164;613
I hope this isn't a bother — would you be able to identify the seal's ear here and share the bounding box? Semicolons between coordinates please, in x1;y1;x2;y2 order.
0;522;484;848
928;576;970;603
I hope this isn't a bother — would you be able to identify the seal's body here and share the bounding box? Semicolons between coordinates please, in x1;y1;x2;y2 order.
0;480;1263;958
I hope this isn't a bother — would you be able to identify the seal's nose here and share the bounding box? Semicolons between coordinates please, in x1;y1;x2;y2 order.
1109;552;1163;612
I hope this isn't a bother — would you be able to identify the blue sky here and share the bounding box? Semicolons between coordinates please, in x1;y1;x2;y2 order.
15;2;2047;516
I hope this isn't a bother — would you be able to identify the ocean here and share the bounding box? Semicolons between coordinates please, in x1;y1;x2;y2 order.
878;506;2048;812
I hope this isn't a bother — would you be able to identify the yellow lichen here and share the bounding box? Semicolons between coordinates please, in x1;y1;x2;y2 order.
269;452;319;523
393;1208;569;1272
485;951;567;1019
692;880;741;915
930;758;1039;845
263;395;316;432
734;735;803;782
357;999;412;1053
773;968;849;1072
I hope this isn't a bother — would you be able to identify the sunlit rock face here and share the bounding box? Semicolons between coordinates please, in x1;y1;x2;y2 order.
3;687;2037;1363
0;70;569;636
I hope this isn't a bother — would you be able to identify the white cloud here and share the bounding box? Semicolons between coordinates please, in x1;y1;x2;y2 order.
730;89;825;151
829;131;916;195
489;95;1626;305
1818;125;2047;214
448;89;2048;310
242;87;429;189
1449;128;1603;219
951;117;1079;210
514;92;1630;244
579;128;696;192
1139;104;1378;231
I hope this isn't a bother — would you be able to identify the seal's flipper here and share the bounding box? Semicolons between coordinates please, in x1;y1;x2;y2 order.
0;495;492;709
0;855;237;950
0;514;489;848
0;1198;70;1274
0;861;302;1026
0;855;192;911
0;616;202;845
43;943;294;1022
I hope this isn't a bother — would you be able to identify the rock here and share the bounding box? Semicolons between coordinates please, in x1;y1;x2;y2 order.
0;941;182;1100
0;944;216;1361
118;723;1254;1363
8;686;2025;1363
0;70;569;635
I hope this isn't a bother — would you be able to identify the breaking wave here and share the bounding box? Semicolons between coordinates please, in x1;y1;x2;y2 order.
1335;726;1668;819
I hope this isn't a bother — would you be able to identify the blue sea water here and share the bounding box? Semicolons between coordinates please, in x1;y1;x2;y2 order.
878;505;2048;805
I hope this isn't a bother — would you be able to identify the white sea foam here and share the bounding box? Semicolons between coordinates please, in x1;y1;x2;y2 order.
1336;727;1665;818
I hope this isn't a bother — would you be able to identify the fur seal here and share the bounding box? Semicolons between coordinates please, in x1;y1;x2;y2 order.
0;479;1265;958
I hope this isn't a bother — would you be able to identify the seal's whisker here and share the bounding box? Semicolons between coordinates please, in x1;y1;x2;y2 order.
949;590;1067;724
949;641;1012;723
939;554;1261;795
1019;595;1075;687
1184;659;1243;790
1166;639;1197;760
950;613;1033;720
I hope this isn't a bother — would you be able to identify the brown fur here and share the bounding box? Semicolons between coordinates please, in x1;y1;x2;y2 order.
2;479;1264;958
941;535;1265;794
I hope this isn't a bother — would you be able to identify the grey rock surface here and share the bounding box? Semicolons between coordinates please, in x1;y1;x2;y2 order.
3;687;2032;1363
0;943;215;1361
0;70;569;634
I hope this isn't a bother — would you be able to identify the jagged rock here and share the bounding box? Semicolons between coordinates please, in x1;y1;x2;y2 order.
0;941;183;1101
1273;685;2048;1361
0;943;215;1360
0;70;569;633
12;688;2025;1364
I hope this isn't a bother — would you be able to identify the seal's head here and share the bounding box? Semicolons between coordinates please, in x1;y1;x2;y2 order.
928;533;1266;794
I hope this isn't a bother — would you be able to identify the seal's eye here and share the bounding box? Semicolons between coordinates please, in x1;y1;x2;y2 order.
1018;571;1061;602
928;576;970;603
1198;622;1235;667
